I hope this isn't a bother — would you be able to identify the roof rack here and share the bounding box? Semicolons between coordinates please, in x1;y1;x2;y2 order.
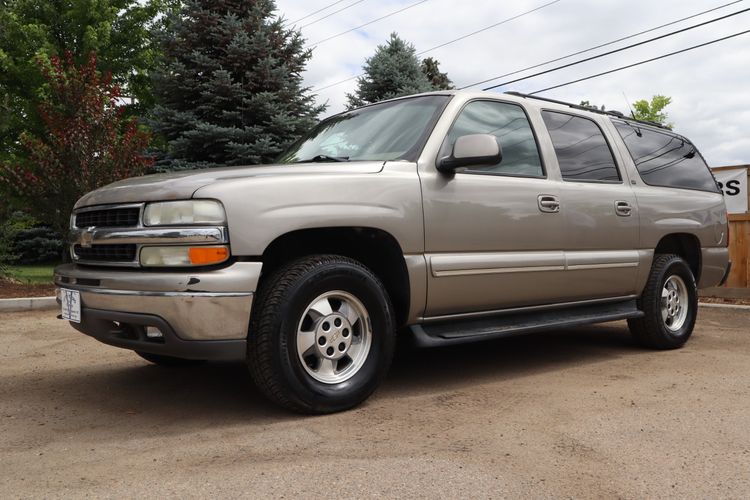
504;91;671;129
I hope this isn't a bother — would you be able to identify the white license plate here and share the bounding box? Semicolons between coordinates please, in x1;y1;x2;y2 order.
60;288;81;323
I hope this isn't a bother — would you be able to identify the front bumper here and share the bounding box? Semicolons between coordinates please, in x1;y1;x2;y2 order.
54;261;263;360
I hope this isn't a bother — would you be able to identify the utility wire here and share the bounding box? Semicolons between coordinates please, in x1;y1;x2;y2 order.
528;29;750;94
311;0;561;91
418;0;561;55
310;0;429;46
289;0;350;25
300;0;369;29
474;6;750;91
460;0;744;89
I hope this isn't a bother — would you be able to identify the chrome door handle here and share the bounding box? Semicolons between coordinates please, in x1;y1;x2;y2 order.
615;201;632;216
538;195;560;213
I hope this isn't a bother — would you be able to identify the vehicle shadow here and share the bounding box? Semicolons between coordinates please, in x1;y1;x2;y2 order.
3;322;644;440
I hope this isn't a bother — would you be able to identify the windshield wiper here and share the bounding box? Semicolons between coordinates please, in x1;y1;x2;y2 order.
295;154;350;163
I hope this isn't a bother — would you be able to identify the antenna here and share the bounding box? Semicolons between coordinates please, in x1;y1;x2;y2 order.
622;91;635;118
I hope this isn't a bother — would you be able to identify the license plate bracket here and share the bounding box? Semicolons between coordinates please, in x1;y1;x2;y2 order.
60;288;81;323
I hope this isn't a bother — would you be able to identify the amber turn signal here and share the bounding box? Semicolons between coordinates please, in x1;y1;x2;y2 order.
188;246;229;265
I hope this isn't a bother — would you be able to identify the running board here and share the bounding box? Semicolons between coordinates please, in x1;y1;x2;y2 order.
410;299;644;348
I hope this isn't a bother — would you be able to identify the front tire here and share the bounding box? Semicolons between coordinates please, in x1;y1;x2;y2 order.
247;255;396;414
628;254;698;349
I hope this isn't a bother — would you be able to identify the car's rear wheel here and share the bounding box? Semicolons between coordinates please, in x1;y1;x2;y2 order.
247;255;396;414
628;254;698;349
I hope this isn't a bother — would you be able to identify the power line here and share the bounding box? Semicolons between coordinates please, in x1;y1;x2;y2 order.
418;0;561;55
311;0;562;91
300;0;369;29
310;0;429;46
528;29;750;94
473;6;750;91
289;0;351;25
460;0;744;89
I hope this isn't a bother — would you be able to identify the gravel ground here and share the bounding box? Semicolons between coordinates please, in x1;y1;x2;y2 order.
1;307;749;498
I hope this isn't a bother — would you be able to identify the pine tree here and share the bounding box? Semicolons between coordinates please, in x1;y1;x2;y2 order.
346;33;435;110
150;0;325;170
421;57;453;90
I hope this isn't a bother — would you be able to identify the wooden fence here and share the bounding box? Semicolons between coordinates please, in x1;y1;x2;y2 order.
713;165;749;289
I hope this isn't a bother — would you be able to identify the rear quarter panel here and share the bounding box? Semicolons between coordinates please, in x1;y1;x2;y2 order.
603;118;729;288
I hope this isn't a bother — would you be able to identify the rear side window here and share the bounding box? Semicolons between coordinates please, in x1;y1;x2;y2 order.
442;100;544;177
541;111;621;182
613;120;719;193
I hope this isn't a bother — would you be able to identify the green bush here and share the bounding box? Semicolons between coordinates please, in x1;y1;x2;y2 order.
0;212;63;272
12;226;63;264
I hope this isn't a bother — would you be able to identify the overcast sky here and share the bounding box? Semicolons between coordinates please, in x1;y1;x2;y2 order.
274;0;750;166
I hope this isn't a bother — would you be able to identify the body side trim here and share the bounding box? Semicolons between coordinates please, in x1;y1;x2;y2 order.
419;294;638;323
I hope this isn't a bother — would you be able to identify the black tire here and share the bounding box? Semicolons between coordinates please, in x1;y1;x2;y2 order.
628;254;698;349
247;255;396;414
135;351;206;366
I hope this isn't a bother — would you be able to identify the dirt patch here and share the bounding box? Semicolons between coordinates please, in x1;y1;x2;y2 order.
0;280;56;298
700;296;750;306
1;308;749;497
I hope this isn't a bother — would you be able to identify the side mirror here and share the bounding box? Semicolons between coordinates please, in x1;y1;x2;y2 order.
437;134;502;173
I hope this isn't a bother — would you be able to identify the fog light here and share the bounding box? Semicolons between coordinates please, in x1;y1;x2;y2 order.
145;326;163;339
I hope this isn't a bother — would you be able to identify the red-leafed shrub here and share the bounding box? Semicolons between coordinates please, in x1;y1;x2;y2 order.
1;52;152;244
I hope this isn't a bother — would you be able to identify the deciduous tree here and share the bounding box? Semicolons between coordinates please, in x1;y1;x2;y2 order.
0;0;162;165
0;53;153;243
632;95;673;128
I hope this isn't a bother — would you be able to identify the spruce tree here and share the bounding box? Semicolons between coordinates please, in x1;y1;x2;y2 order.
421;57;454;90
346;33;434;110
150;0;325;170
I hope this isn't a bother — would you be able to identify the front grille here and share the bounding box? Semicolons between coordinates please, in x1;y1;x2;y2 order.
74;244;137;262
75;207;140;228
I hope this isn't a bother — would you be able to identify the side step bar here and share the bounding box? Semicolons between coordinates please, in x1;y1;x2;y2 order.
410;299;644;348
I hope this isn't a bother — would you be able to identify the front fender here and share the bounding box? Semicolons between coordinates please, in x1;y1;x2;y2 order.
192;162;424;256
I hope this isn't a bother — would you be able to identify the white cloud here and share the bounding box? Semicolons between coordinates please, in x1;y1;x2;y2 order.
276;0;750;165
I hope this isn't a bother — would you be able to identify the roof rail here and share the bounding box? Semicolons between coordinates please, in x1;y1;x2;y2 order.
504;91;670;129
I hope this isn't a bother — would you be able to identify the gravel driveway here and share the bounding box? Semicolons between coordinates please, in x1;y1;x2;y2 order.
1;306;748;498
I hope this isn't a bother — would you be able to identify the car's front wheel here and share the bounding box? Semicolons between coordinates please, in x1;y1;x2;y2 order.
628;254;698;349
247;255;396;414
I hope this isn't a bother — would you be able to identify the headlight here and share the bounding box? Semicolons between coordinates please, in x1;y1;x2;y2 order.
143;200;226;226
140;246;230;267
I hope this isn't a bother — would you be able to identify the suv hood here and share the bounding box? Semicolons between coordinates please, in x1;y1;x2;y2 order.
74;162;385;208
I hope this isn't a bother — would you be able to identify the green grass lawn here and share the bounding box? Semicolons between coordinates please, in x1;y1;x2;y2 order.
6;263;58;284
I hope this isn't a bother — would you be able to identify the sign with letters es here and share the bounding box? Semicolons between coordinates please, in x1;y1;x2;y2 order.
713;168;748;214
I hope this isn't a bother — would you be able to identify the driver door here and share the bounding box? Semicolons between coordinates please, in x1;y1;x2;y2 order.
420;99;567;317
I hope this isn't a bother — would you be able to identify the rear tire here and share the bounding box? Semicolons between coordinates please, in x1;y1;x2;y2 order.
135;351;206;366
628;254;698;349
247;255;396;414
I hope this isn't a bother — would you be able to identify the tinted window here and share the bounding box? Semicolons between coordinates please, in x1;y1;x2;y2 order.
442;100;544;177
613;120;719;192
541;111;620;182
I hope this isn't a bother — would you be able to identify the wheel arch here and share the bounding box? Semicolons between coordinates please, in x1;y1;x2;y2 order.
653;233;702;283
259;227;411;327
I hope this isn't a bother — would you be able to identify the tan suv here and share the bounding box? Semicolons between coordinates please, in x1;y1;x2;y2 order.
55;90;731;413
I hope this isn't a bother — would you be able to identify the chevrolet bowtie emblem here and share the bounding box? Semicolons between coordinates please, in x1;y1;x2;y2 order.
80;227;95;248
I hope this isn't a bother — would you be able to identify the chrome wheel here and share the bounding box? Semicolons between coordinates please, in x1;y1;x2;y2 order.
661;275;689;332
296;290;372;384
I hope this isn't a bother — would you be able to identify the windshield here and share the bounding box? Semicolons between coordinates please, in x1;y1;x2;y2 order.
277;95;450;163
